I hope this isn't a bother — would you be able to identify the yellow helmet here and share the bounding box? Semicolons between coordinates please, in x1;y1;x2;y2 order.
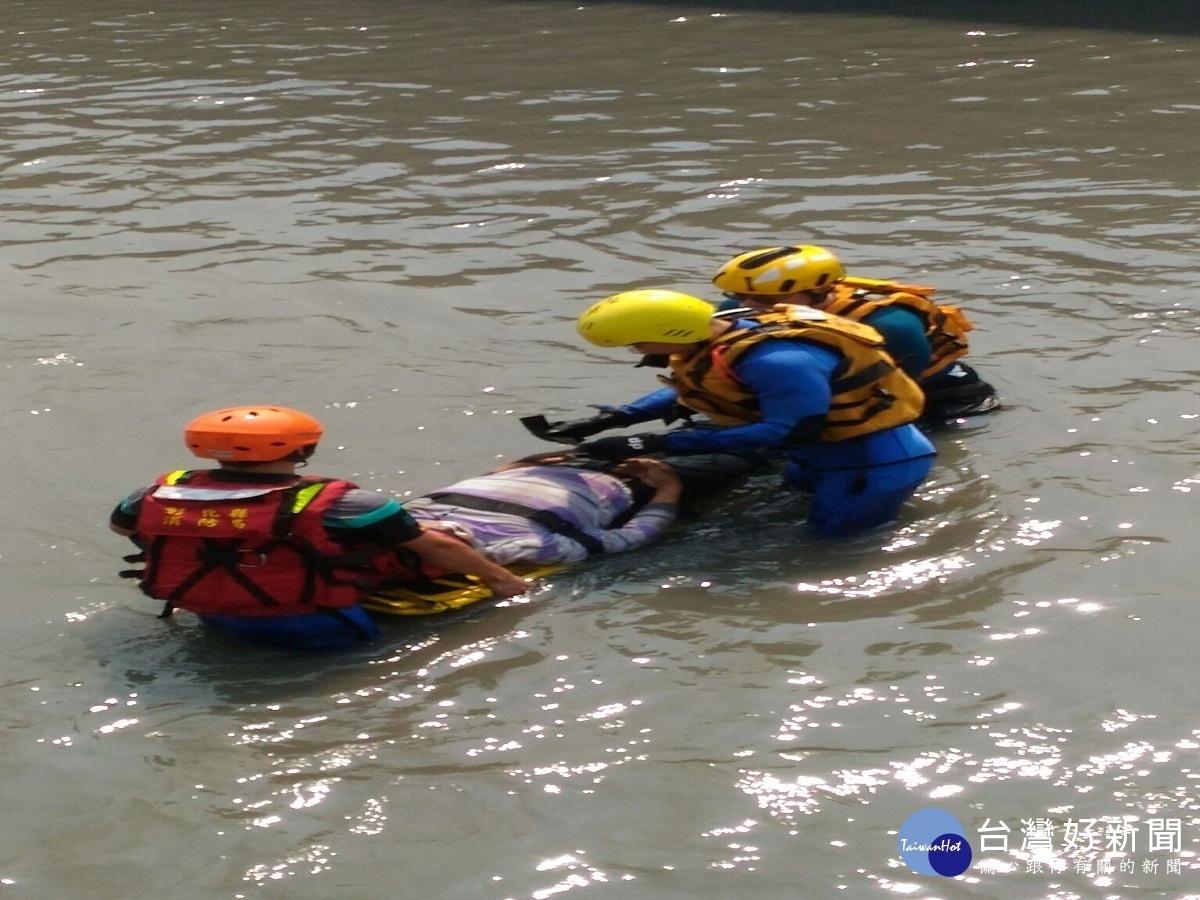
712;245;846;296
577;290;714;348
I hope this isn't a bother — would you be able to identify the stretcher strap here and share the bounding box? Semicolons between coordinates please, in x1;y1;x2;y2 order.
424;492;606;556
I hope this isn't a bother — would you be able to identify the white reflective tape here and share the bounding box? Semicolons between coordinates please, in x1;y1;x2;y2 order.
152;486;277;501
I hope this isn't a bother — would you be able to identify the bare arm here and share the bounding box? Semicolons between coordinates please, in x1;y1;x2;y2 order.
401;528;530;597
565;458;682;558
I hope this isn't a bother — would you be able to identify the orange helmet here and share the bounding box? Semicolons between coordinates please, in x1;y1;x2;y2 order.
184;406;324;462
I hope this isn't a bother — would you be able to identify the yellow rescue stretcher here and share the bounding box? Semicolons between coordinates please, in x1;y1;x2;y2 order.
363;563;564;616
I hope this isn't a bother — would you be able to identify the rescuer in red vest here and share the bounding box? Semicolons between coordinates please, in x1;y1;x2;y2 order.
110;406;528;650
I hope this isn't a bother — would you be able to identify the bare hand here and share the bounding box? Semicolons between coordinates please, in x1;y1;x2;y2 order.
485;571;532;598
614;458;681;489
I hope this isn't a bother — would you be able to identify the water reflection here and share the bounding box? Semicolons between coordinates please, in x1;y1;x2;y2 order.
5;0;1200;896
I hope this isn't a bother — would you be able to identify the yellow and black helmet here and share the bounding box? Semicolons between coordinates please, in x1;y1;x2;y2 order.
713;245;846;296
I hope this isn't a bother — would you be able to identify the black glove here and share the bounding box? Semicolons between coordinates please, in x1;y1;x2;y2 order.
575;433;668;461
543;409;635;443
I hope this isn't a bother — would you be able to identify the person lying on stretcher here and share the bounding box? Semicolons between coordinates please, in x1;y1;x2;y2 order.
403;451;684;566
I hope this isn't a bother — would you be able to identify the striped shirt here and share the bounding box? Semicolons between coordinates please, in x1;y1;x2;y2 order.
404;466;676;565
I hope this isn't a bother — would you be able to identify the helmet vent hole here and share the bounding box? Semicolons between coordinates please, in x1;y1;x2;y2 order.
742;247;798;268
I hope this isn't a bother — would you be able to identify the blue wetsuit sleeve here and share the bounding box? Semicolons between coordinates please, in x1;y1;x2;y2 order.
615;387;680;423
862;306;931;378
660;341;840;453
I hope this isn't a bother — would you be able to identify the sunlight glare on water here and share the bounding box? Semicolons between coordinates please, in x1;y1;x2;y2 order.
3;0;1200;897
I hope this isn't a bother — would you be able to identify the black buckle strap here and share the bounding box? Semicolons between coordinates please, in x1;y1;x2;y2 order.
831;359;895;395
424;491;606;557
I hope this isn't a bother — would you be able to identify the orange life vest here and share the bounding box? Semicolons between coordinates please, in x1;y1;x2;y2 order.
819;276;974;379
664;306;924;440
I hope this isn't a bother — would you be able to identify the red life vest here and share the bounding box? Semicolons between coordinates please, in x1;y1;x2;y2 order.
128;470;418;617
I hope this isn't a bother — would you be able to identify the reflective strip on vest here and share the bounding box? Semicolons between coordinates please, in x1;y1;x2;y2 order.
152;485;282;501
152;473;327;509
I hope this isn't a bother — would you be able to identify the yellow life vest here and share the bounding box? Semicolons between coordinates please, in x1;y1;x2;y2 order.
819;276;974;379
663;306;925;441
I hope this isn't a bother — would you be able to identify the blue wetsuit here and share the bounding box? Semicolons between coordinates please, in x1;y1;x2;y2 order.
615;326;935;537
856;306;931;379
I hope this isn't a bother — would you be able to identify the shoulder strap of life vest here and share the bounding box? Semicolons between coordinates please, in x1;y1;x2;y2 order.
424;491;607;556
840;276;936;298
